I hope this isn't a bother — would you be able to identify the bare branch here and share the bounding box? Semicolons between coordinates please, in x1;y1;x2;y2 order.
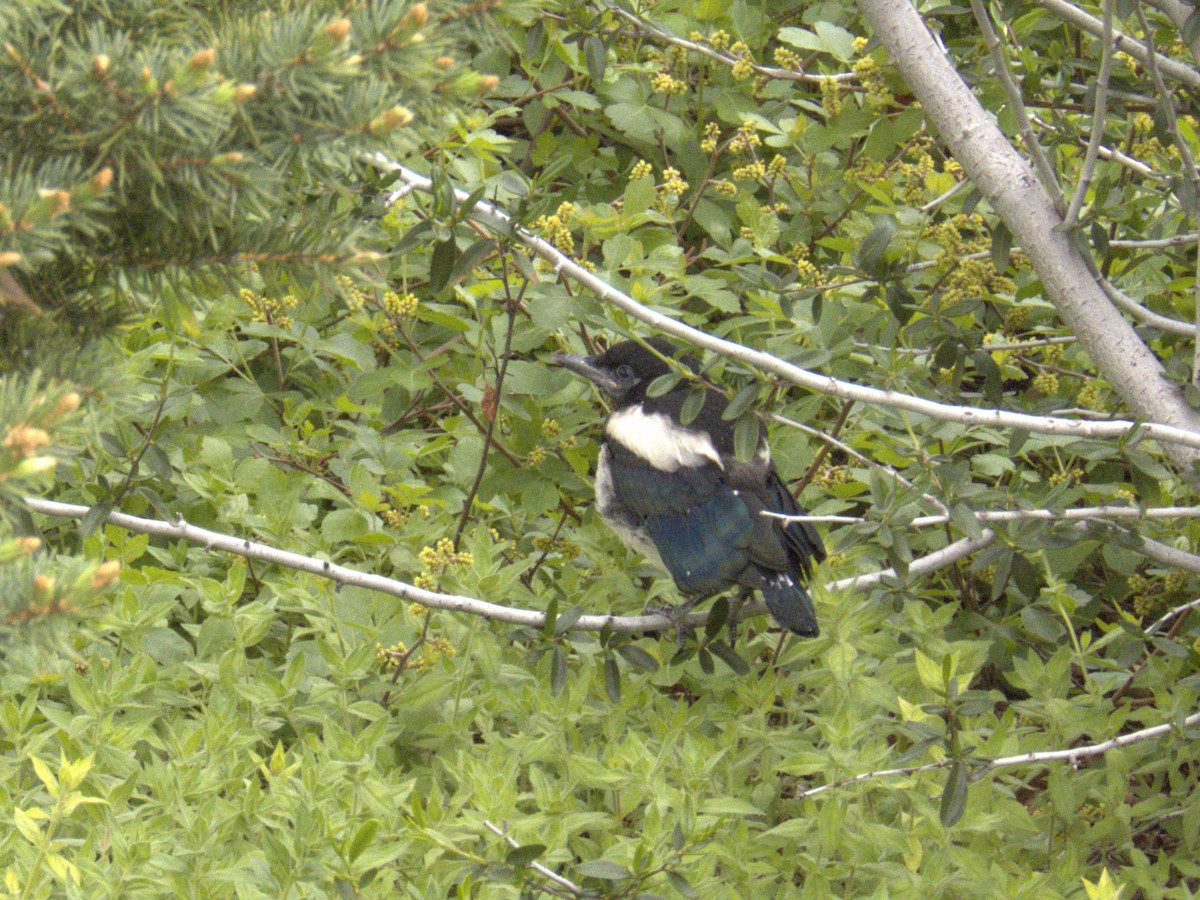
597;0;856;85
23;497;990;632
855;0;1200;467
969;0;1066;213
1147;596;1200;634
793;710;1200;800
1063;0;1115;227
1033;0;1200;95
770;504;1200;528
482;820;582;896
366;155;1200;454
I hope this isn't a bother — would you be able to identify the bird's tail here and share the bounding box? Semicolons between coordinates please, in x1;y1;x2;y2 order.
761;572;819;637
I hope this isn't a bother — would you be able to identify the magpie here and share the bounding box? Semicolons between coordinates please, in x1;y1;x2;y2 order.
554;337;826;636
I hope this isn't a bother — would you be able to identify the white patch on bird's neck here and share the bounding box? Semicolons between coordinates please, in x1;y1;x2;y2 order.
605;406;724;471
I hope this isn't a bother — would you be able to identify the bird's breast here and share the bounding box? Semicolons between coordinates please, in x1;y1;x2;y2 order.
595;444;665;567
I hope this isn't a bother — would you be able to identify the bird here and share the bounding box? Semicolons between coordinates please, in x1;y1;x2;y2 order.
554;336;826;636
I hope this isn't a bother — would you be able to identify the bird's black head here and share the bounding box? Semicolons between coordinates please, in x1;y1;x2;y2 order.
554;337;693;406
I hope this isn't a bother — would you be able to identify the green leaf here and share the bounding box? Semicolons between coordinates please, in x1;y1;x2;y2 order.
80;501;113;539
668;870;700;898
429;238;458;292
446;238;496;289
541;595;558;638
550;646;567;695
346;820;379;862
584;36;607;83
721;383;758;421
940;760;969;827
854;218;896;279
914;650;946;693
704;597;729;640
603;655;621;702
732;415;760;463
886;282;916;325
990;222;1013;271
698;647;714;675
616;644;659;671
1184;9;1200;44
525;19;546;61
679;386;707;425
646;372;681;397
553;604;585;636
707;640;750;675
506;843;547;868
575;860;632;881
672;822;686;851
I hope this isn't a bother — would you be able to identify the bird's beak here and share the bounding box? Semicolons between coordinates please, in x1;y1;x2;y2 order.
552;351;623;397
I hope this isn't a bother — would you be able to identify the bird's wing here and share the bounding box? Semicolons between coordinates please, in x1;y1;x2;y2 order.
725;464;826;579
604;442;755;597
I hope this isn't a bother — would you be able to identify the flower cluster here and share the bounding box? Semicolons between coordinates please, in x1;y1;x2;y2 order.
1127;569;1192;620
852;37;890;107
384;290;419;318
532;201;576;254
651;71;687;95
926;213;1015;304
240;288;297;328
413;537;474;592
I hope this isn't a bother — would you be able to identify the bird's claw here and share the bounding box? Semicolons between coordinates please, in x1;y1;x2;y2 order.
645;598;700;649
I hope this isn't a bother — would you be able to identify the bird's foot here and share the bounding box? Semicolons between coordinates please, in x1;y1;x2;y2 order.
727;593;750;647
645;598;700;650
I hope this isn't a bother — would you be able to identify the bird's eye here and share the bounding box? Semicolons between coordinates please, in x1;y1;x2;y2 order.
616;364;635;381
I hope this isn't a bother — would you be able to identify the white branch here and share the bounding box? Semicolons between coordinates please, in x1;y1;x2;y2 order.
1033;0;1200;94
1147;596;1200;634
482;820;582;895
794;710;1200;800
770;504;1200;528
598;0;856;84
367;154;1200;455
824;530;995;593
854;0;1200;468
23;497;986;632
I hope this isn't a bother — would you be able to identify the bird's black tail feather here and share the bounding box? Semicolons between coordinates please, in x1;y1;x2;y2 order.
762;572;819;637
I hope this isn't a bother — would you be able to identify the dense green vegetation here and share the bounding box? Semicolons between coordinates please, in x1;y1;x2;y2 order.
2;0;1199;895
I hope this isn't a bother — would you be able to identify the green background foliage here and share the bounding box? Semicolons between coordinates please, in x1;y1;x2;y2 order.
2;0;1198;896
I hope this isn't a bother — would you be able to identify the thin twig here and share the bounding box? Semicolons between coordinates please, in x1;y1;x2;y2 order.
1032;0;1200;95
1147;596;1200;635
768;504;1200;528
482;820;582;896
454;257;524;547
1063;0;1115;227
1134;4;1200;385
792;709;1200;800
769;412;950;515
598;0;856;85
969;0;1066;214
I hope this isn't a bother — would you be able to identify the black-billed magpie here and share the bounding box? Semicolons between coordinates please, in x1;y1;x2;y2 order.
554;337;826;636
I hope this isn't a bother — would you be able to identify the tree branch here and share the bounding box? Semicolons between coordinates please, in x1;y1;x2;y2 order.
23;497;988;633
855;0;1200;468
366;155;1200;456
792;710;1200;800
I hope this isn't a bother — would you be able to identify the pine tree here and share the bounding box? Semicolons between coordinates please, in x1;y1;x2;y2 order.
0;0;489;641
